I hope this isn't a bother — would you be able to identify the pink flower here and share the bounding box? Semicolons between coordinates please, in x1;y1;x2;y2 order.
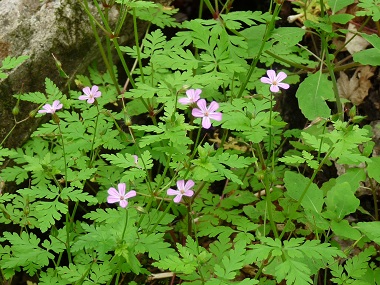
107;183;136;208
260;70;290;93
192;99;222;129
38;100;63;114
79;85;101;104
167;180;195;203
178;89;201;105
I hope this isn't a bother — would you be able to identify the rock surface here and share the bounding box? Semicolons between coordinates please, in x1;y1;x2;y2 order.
0;0;166;148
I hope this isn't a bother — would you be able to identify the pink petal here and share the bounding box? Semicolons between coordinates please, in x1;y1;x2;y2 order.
184;180;194;190
183;190;194;197
202;117;212;129
178;97;191;105
260;77;272;84
267;70;276;81
107;195;120;204
209;112;222;121
78;95;89;101
208;101;220;113
52;100;63;110
270;85;280;93
167;189;180;196
87;97;95;104
177;180;185;190
276;72;287;82
83;87;91;95
119;199;128;208
117;183;126;196
91;86;99;93
173;194;183;203
192;108;204;118
108;187;119;197
125;190;136;199
278;82;290;90
196;99;207;112
38;107;48;114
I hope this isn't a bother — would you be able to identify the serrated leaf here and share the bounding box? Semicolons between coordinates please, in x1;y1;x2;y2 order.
326;182;360;219
296;72;334;120
2;232;54;275
0;55;29;70
367;156;380;183
284;171;324;213
357;222;380;244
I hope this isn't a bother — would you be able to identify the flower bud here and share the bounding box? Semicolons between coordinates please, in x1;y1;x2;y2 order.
29;109;37;118
12;106;20;116
124;115;132;126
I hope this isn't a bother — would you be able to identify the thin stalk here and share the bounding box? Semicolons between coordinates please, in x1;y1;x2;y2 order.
56;122;72;263
82;0;120;94
279;146;335;240
237;3;282;98
132;7;145;83
89;104;100;168
264;174;279;238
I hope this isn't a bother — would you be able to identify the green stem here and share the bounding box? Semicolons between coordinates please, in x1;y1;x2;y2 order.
121;208;129;241
89;104;100;168
237;3;282;98
82;0;120;94
279;146;335;240
56;122;72;264
132;7;145;83
148;201;174;234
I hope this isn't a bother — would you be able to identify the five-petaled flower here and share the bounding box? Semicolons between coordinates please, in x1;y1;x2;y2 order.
38;100;63;114
79;85;102;104
260;70;290;93
167;180;195;203
178;89;201;105
192;99;222;129
107;183;136;208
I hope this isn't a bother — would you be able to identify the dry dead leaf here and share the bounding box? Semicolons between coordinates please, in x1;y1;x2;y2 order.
346;23;370;54
337;66;375;105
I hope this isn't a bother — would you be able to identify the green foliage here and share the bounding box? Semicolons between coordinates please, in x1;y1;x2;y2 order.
356;0;380;21
247;237;345;285
0;55;29;79
0;1;378;284
0;232;55;275
295;71;334;120
330;247;378;284
353;33;380;66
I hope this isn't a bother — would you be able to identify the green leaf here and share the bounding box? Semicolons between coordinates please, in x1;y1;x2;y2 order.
271;27;306;47
214;241;247;280
328;0;355;13
329;14;355;24
1;232;54;275
353;34;380;65
296;72;334;120
356;0;380;21
276;259;312;285
135;233;176;260
284;171;324;213
331;220;362;240
325;182;360;219
357;222;380;245
367;156;380;183
0;55;29;70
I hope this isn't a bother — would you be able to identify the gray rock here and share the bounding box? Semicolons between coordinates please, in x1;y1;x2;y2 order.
0;0;168;148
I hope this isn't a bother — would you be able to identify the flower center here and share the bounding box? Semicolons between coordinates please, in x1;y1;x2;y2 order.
204;111;209;117
120;196;125;201
179;189;185;194
272;81;278;86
